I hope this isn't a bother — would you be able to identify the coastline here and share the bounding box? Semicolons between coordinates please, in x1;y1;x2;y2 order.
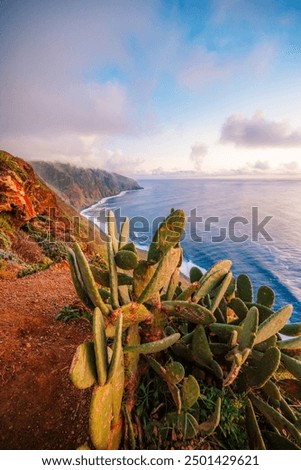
80;187;202;283
80;187;143;215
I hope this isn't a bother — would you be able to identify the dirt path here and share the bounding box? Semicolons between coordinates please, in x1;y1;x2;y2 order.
0;263;92;449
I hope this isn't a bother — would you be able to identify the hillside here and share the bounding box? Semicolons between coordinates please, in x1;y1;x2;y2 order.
31;161;142;211
0;150;106;278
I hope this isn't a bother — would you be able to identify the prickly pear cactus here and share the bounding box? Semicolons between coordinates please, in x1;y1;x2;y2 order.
66;208;301;450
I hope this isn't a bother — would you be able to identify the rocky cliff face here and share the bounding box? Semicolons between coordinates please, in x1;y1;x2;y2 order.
31;161;142;211
0;151;106;274
0;151;58;229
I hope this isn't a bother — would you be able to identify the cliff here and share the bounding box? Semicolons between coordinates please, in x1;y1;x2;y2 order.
0;150;106;276
31;161;142;211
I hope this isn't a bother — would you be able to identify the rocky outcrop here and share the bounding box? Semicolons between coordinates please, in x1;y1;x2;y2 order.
0;151;58;228
0;151;106;270
31;161;142;211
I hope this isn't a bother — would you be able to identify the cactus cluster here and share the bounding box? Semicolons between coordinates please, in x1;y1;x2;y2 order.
67;209;301;450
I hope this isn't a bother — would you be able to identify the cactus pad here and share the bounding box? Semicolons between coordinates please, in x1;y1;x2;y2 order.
166;361;185;384
181;375;200;409
115;250;139;270
69;342;97;389
257;286;275;308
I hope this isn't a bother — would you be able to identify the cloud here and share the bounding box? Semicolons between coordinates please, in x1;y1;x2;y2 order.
2;133;144;175
252;160;270;171
190;143;208;172
220;111;301;147
279;161;300;172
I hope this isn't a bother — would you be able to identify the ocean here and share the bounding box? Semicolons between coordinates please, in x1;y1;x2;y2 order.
82;178;301;322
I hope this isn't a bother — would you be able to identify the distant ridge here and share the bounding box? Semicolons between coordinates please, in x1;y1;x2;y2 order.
31;161;143;211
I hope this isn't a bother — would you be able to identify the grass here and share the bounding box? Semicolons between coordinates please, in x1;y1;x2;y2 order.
0;151;28;181
55;305;92;324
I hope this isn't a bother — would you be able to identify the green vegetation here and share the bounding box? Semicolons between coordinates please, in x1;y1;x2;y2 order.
0;216;13;251
17;259;52;278
67;209;301;450
22;221;67;262
0;151;28;181
55;305;92;324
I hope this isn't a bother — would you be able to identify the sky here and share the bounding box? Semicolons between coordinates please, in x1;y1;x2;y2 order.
1;0;301;177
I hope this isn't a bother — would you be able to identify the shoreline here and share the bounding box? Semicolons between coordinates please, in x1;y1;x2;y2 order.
80;187;202;283
80;187;143;215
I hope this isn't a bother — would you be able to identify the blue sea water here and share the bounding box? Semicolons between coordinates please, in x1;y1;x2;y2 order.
82;179;301;322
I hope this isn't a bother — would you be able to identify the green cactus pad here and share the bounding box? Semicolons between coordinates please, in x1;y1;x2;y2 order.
133;260;155;299
138;247;181;303
124;324;140;383
167;411;199;439
91;267;133;287
176;282;200;301
192;324;223;378
120;241;137;253
281;353;301;381
192;325;213;365
166;268;180;300
69;342;97;389
89;382;113;449
238;306;259;351
228;298;248;321
280;397;298;423
110;348;125;425
166;361;185;384
226;276;236;297
209;342;230;356
257;286;275;308
67;249;95;310
280;322;301;337
107;418;123;450
245;302;275;323
245;400;266;450
263;431;300;450
98;288;110;301
254;304;293;345
209;323;242;342
181;375;200;409
147;355;167;377
250;394;301;445
107;238;119;310
118;217;130;250
93;307;108;386
162;300;216;325
262;380;281;402
73;243;110;315
190;266;203;283
194;260;232;302
147;209;186;264
277;336;301;350
248;347;280;388
199;397;221;437
124;332;180;354
237;274;253;303
107;210;118;254
253;334;277;352
211;273;233;314
115;250;139;270
118;302;151;328
107;312;123;383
